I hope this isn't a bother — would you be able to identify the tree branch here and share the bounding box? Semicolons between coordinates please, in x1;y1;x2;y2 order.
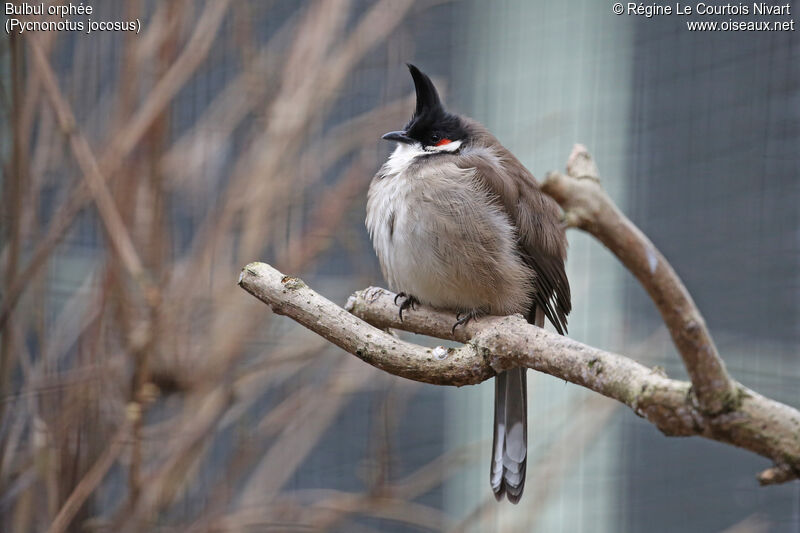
542;145;737;415
239;262;800;485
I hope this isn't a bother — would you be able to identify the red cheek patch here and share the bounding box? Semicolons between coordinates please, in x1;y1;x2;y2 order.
435;138;452;146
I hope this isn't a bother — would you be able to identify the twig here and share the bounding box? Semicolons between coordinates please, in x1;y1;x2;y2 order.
238;262;800;485
29;38;157;304
757;464;800;486
46;417;132;533
104;0;232;167
541;145;737;415
0;32;26;468
115;386;233;532
447;398;618;533
0;0;230;331
236;356;374;508
217;492;453;532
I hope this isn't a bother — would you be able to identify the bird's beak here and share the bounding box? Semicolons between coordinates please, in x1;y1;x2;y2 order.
381;131;414;144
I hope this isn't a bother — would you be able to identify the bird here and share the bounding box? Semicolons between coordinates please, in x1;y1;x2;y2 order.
365;64;571;503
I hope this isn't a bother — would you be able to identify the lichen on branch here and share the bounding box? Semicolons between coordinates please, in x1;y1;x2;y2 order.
239;263;800;486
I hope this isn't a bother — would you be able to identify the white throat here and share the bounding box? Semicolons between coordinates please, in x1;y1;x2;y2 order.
384;140;463;176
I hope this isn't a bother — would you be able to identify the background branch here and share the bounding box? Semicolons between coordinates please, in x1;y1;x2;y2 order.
1;4;436;529
542;145;737;415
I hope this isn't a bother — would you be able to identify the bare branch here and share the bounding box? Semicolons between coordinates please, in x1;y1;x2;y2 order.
0;1;230;331
757;464;798;486
239;262;800;485
239;263;490;387
47;417;132;533
542;144;737;415
29;38;156;303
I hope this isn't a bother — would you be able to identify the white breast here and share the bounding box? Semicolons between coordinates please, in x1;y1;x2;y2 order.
366;172;408;287
366;145;533;316
383;143;427;176
366;143;425;287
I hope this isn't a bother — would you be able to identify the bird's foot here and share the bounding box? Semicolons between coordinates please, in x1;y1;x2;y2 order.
452;309;483;334
394;292;419;321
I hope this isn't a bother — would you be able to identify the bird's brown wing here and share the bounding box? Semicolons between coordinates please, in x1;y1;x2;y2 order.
456;147;571;334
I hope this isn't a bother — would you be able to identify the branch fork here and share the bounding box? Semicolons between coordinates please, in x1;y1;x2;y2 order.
238;146;800;486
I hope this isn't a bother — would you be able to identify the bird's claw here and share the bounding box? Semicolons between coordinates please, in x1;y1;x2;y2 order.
395;292;419;321
451;310;480;334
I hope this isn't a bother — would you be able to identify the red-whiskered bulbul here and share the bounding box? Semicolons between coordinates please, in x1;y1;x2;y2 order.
366;64;571;503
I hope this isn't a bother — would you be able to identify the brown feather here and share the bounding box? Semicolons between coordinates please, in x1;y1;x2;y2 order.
448;118;571;333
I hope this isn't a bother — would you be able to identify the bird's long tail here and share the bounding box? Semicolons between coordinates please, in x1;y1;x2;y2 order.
490;307;542;503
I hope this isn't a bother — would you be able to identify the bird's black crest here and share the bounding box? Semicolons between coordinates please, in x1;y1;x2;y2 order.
408;63;443;118
403;64;467;146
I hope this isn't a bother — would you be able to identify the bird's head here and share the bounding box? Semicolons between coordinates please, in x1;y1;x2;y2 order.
382;64;468;153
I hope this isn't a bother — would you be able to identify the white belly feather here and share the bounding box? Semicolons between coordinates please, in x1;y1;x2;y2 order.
366;145;533;315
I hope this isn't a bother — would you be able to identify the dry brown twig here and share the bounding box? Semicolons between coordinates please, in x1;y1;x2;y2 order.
28;38;155;302
239;146;800;487
46;418;134;533
2;2;438;531
0;0;231;331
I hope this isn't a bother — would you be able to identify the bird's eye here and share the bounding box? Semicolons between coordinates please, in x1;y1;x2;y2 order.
430;134;440;143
